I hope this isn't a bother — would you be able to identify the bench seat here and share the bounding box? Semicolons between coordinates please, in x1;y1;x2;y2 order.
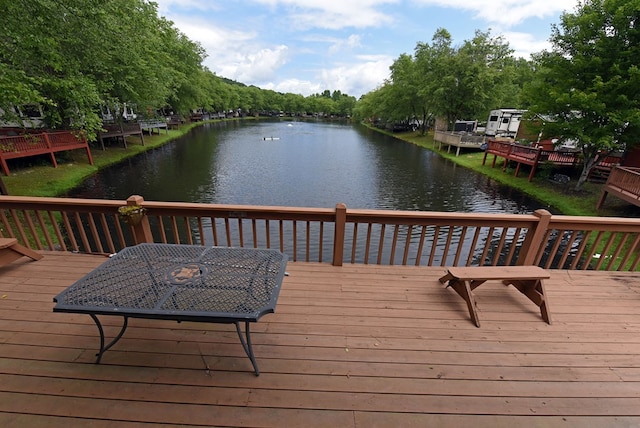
438;266;551;327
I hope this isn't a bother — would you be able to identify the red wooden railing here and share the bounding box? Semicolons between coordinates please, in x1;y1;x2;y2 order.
1;194;639;271
0;131;94;176
483;139;580;181
597;166;640;209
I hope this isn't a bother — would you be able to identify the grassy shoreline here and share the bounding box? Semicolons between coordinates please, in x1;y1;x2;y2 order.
2;121;213;197
368;126;634;217
1;119;632;217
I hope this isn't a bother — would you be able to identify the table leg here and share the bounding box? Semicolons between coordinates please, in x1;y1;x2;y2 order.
89;314;129;363
235;321;260;376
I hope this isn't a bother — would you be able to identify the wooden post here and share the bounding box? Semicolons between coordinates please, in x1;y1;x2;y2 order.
81;132;94;166
516;209;552;266
332;203;347;266
596;189;608;209
125;195;153;244
42;133;58;168
528;148;542;182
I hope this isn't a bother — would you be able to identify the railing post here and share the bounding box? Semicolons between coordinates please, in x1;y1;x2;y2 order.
516;209;552;266
42;133;58;168
126;195;153;244
332;203;347;266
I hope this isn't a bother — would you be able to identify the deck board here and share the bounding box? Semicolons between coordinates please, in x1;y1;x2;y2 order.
1;252;640;427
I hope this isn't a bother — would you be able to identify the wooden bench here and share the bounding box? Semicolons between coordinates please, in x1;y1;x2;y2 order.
438;266;551;327
0;238;43;267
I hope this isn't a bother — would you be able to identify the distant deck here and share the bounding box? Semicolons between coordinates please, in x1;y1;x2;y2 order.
434;130;486;156
598;166;640;209
139;119;168;135
97;123;144;150
0;131;94;176
483;139;580;181
1;252;640;426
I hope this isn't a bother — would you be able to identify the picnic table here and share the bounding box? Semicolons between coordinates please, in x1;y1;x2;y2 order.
53;243;288;375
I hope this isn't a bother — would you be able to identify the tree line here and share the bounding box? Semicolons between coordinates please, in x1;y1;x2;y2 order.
2;0;638;191
354;0;639;190
352;28;527;133
0;0;356;141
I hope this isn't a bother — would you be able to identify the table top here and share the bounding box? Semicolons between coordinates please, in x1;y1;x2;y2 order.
53;244;288;322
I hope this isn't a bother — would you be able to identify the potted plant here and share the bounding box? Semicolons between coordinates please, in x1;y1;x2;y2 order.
117;205;147;226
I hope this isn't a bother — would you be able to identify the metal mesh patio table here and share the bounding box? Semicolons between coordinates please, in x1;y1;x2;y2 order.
53;243;288;375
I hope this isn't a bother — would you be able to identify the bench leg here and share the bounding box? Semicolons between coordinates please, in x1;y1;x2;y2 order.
10;242;43;261
438;272;454;284
504;278;552;324
446;278;482;327
0;243;43;267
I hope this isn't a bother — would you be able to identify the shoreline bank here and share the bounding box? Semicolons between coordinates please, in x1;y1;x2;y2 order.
2;119;634;217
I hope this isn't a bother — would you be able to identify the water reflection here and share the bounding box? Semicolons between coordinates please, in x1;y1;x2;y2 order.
70;120;552;215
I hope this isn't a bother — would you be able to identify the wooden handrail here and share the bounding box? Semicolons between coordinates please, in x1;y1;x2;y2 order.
483;140;580;182
1;194;639;270
597;166;640;209
0;131;93;175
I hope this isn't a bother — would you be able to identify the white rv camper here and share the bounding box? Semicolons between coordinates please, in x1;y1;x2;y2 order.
485;109;524;138
0;104;45;128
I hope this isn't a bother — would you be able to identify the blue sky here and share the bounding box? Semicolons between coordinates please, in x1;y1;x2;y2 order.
155;0;581;98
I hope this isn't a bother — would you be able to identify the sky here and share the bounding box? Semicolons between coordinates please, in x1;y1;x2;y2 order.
154;0;582;98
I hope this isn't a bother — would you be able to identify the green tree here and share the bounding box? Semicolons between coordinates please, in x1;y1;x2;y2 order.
430;29;515;129
0;0;206;138
523;0;640;190
386;54;420;125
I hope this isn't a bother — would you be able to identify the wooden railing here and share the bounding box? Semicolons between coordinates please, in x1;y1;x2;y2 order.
0;131;94;176
1;194;639;271
97;123;144;149
138;119;168;135
433;131;485;156
597;166;640;209
483;140;580;181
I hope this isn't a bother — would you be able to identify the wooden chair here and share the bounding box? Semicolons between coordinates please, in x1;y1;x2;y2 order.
0;238;43;267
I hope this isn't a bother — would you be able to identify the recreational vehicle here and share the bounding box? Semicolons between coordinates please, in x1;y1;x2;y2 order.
0;104;45;129
485;109;524;138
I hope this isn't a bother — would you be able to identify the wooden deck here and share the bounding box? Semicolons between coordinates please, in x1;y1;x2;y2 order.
0;131;94;176
98;123;144;150
483;139;580;182
434;130;486;156
2;251;640;427
598;166;640;210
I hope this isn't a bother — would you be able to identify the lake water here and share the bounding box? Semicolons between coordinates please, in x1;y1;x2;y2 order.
68;120;551;214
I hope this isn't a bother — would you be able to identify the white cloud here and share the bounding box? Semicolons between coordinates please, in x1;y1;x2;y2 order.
328;35;362;55
251;0;399;29
503;31;552;58
268;79;324;96
169;16;289;84
318;55;394;97
227;46;290;84
411;0;580;27
264;55;393;97
154;0;221;14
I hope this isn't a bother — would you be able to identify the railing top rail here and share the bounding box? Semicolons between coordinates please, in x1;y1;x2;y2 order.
345;207;539;225
615;166;640;175
0;195;125;212
3;195;640;230
0;195;338;219
548;214;640;231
